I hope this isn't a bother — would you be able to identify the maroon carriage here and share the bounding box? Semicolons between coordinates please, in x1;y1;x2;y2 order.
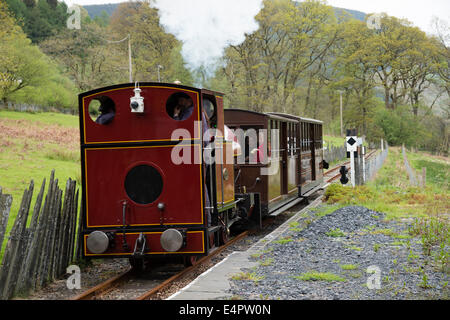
224;110;324;217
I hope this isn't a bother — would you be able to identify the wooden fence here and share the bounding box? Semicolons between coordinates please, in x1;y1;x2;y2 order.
0;170;82;300
402;144;426;187
323;143;347;164
0;102;77;115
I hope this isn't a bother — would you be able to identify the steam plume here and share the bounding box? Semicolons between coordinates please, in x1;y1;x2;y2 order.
151;0;263;80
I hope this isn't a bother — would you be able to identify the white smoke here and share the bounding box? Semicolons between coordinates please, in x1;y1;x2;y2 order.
151;0;263;79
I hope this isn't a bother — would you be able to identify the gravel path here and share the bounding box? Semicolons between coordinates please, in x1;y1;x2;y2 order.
229;205;449;300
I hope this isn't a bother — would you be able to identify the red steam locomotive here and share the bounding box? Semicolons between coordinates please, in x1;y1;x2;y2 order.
78;82;325;267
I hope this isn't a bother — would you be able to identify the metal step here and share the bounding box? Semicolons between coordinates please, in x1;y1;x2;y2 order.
269;197;304;217
208;225;221;233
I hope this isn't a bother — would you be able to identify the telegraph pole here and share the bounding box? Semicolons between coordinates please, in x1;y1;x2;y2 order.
338;90;343;137
128;34;132;83
104;34;132;83
157;65;163;82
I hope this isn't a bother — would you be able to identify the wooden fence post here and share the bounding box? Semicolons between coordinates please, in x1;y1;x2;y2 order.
422;167;426;188
0;170;82;300
0;189;12;253
15;178;46;295
0;181;34;300
34;171;56;289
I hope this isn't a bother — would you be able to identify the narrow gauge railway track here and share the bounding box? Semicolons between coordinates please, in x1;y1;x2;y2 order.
71;195;321;301
71;232;249;300
324;149;377;183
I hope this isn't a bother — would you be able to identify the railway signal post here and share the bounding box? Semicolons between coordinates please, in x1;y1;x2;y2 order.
346;129;357;187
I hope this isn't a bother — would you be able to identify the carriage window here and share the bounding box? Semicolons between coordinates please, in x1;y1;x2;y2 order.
233;126;266;164
303;123;306;151
287;123;291;156
202;98;216;122
291;123;295;156
89;96;115;125
301;123;305;152
166;92;194;121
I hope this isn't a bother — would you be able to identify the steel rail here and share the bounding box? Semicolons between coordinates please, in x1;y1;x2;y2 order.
325;150;377;183
135;231;249;300
71;268;134;300
70;231;249;300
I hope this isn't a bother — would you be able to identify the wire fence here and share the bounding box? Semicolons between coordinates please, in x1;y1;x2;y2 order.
402;144;426;187
0;102;77;115
324;143;347;164
354;143;389;185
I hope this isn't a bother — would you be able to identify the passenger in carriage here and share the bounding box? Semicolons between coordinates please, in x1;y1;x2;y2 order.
95;99;115;125
173;96;194;121
251;132;266;164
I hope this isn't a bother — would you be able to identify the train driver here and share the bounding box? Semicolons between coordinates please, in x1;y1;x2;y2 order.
173;96;194;121
95;98;115;125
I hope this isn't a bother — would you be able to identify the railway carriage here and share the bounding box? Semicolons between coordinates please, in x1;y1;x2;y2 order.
268;113;325;196
224;110;325;217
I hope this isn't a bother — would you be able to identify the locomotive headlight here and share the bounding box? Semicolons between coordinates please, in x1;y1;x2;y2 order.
86;231;110;254
160;229;185;252
130;84;144;113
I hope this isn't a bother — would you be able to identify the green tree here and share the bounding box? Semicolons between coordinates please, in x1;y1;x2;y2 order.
332;19;379;135
40;19;113;91
5;0;68;42
0;0;46;102
217;0;338;113
108;1;192;84
0;0;76;109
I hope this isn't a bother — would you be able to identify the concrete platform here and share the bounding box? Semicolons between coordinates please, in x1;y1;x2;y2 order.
167;196;323;300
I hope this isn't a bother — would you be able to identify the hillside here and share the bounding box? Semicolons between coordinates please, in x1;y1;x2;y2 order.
83;3;119;18
83;2;367;20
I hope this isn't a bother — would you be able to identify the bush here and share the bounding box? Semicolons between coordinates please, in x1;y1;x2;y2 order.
375;105;426;148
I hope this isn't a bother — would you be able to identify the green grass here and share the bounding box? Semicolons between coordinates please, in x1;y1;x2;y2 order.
326;228;346;237
324;147;449;221
294;271;347;282
324;135;345;148
0;110;79;128
0;111;81;261
340;264;358;270
231;272;265;283
407;151;449;190
273;237;293;245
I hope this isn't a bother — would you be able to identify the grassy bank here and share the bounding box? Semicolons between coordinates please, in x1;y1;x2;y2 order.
324;147;449;275
325;147;449;220
0;111;81;260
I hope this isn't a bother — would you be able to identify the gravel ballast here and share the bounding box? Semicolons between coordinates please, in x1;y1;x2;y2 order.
228;205;449;300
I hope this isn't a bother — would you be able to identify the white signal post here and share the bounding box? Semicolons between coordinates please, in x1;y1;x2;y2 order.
358;137;365;183
346;136;357;187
